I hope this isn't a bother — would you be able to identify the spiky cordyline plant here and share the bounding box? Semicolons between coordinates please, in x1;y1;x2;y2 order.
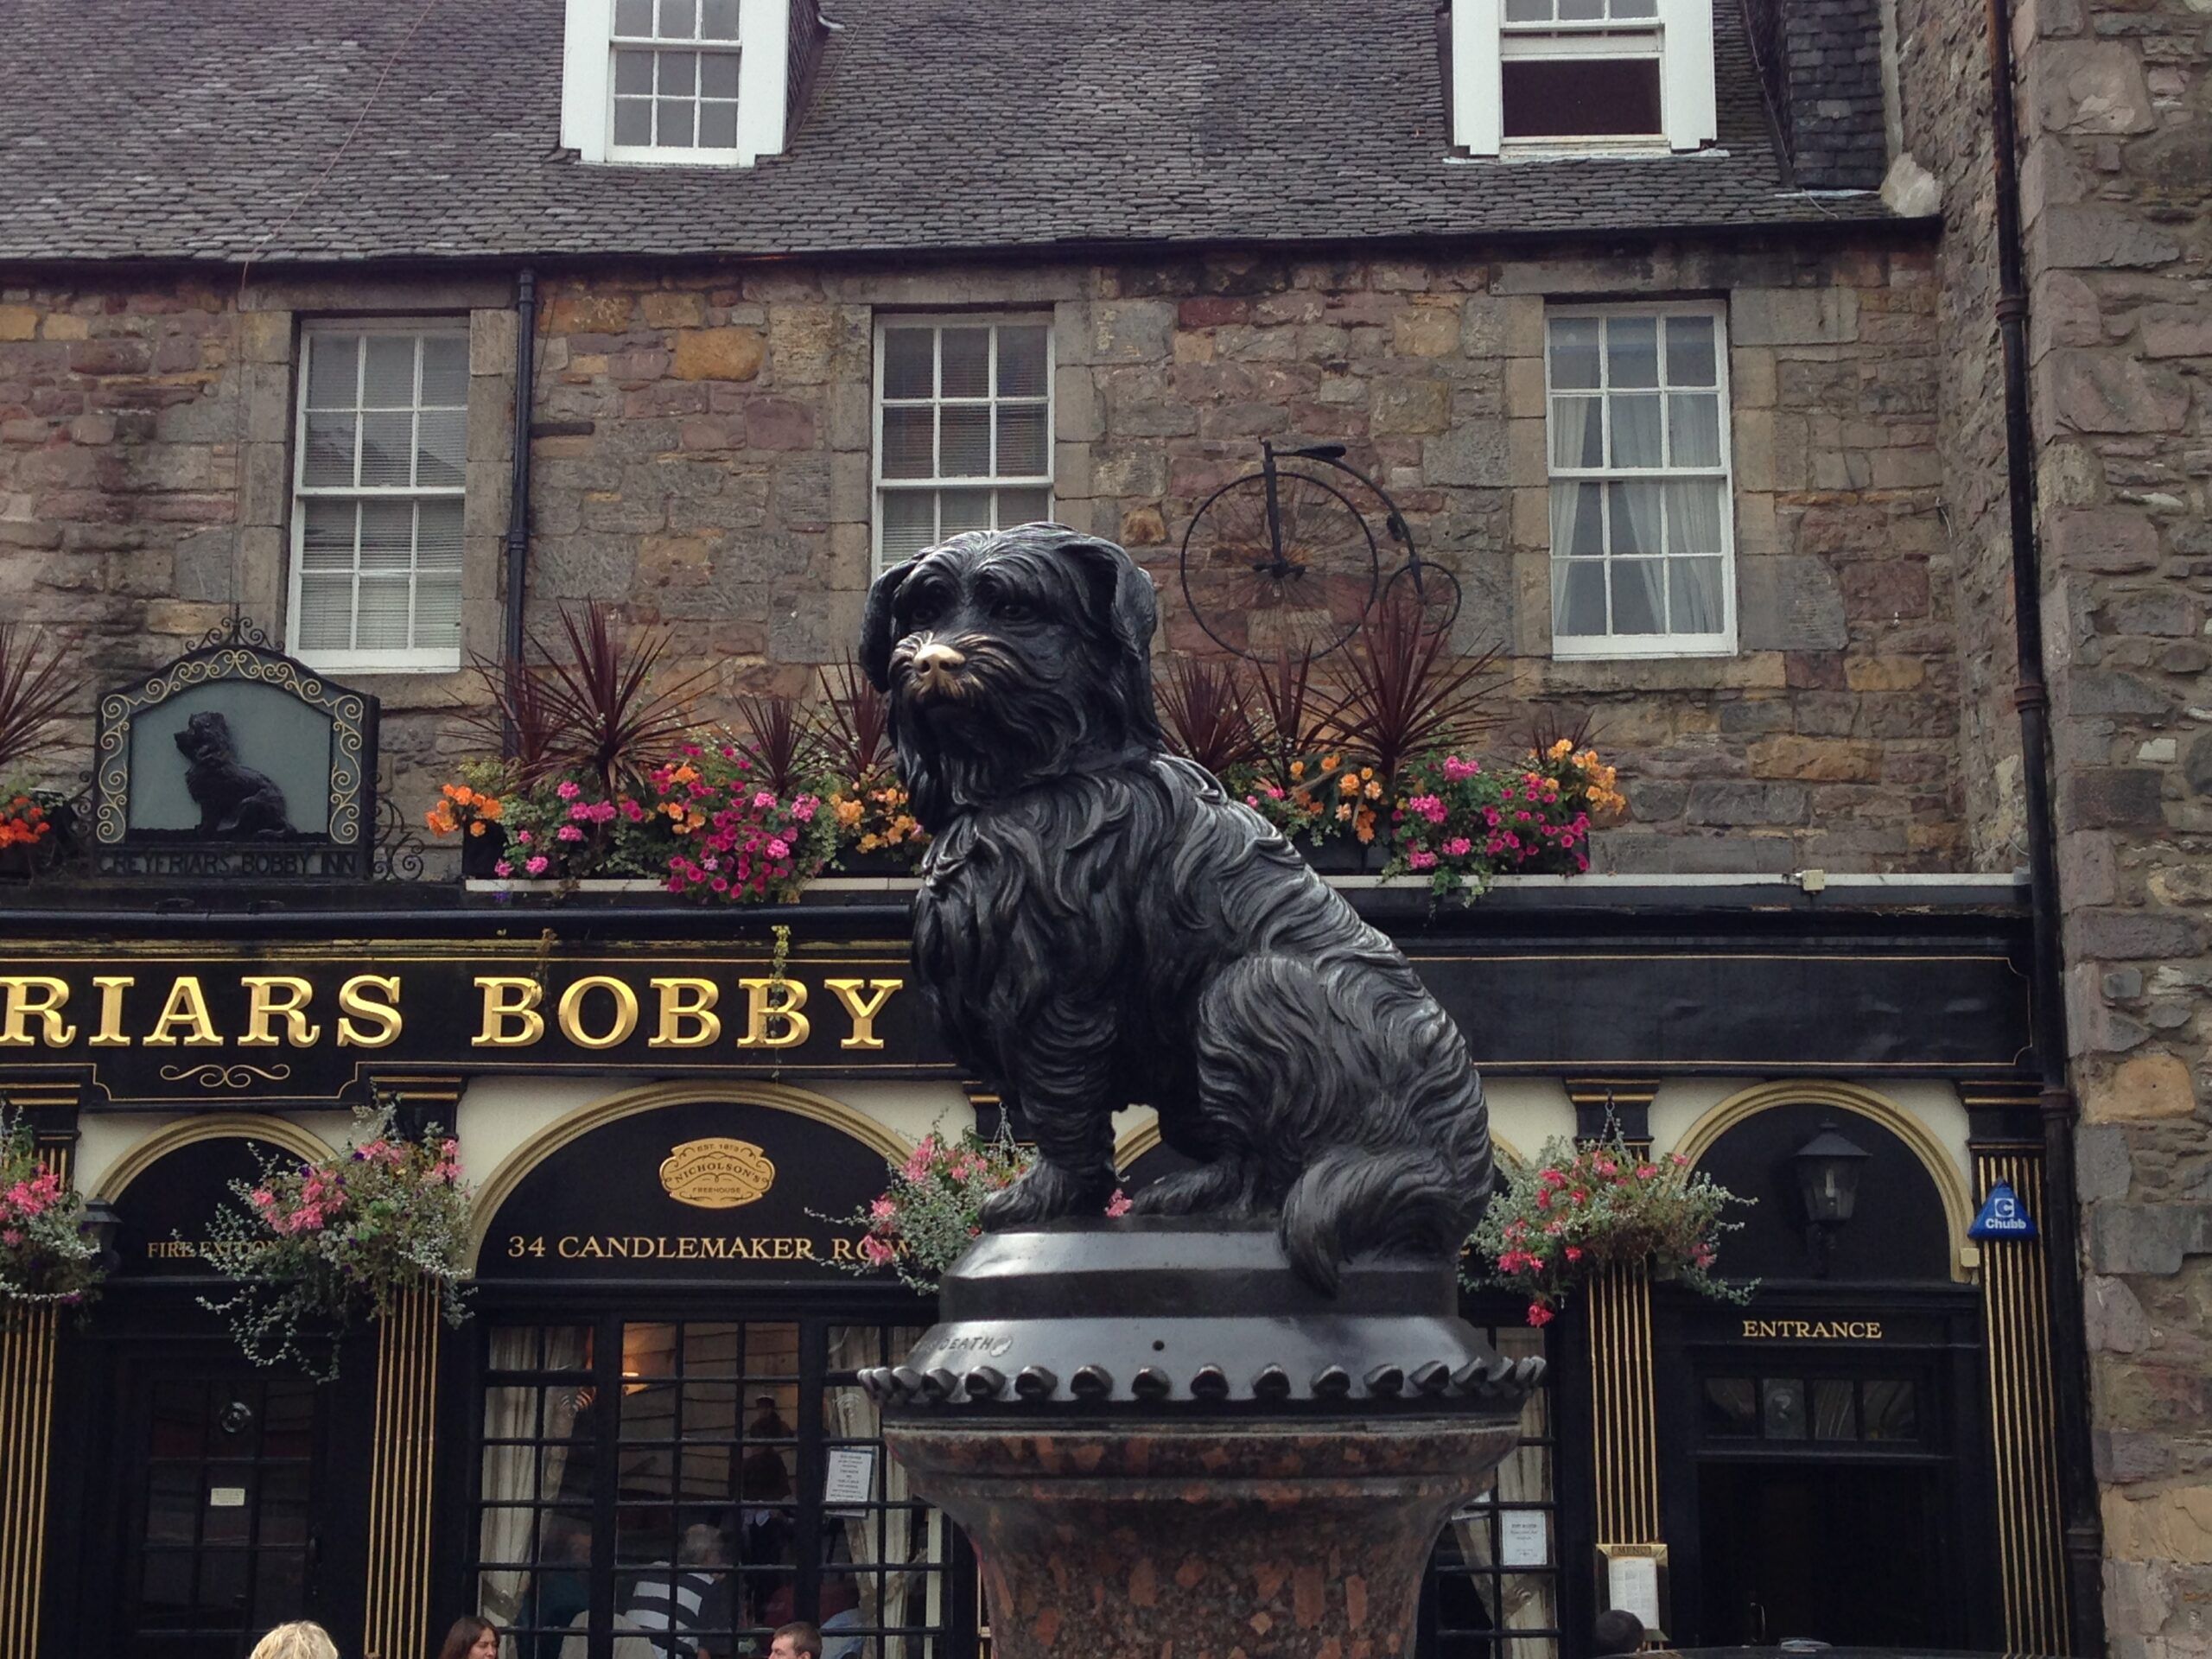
537;603;714;798
731;691;826;798
459;652;565;788
1323;588;1503;798
1155;655;1262;777
0;625;76;777
816;657;894;783
1249;645;1334;794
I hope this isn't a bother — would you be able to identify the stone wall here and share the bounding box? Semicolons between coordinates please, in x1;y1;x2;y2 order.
3;241;1964;872
2018;0;2212;1648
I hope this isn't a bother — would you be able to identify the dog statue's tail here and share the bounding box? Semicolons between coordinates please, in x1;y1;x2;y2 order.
1278;1117;1490;1296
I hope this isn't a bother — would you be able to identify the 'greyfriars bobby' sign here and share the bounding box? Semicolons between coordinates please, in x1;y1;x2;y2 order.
93;620;379;878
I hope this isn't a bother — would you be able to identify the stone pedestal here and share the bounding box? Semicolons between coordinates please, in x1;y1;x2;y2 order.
870;1220;1539;1659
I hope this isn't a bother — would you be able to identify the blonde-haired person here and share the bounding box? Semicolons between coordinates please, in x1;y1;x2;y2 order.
248;1623;340;1659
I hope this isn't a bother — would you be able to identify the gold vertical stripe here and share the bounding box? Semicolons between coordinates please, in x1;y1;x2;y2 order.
1589;1262;1662;1546
1977;1151;2068;1652
1;1143;71;1659
364;1286;442;1659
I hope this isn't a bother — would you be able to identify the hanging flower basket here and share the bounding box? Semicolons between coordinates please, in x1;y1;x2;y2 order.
822;1123;1130;1295
198;1102;474;1381
1467;1128;1755;1326
0;1112;102;1312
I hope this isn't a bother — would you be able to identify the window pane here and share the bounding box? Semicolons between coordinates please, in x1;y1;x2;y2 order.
939;327;990;398
939;405;991;476
613;96;652;146
301;499;355;569
1505;0;1553;18
1760;1377;1808;1440
615;0;652;34
1548;317;1601;390
296;574;353;652
881;329;933;400
1671;556;1726;634
302;411;358;487
359;500;414;570
421;334;469;405
1812;1380;1856;1440
658;0;694;36
1701;1377;1758;1436
362;335;416;408
700;52;739;98
879;491;935;562
416;408;466;489
995;404;1048;476
356;577;412;649
939;487;993;536
1552;480;1605;556
997;325;1048;397
614;48;654;95
1610;393;1662;467
880;406;933;479
359;410;414;487
1560;0;1605;19
1608;480;1660;555
1863;1379;1918;1441
418;498;463;570
700;0;738;37
1555;559;1606;637
1669;392;1721;467
1551;396;1602;468
657;98;695;147
1502;57;1662;139
305;334;359;409
1606;316;1659;388
1665;313;1717;385
998;486;1050;525
658;49;696;95
698;101;739;148
1611;559;1664;633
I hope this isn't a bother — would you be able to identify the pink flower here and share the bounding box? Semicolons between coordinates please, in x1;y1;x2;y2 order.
1670;1152;1689;1166
1408;849;1438;870
1527;1303;1555;1327
766;837;790;861
1442;836;1471;857
870;1197;896;1220
493;861;513;878
792;795;819;822
556;780;582;801
1636;1164;1658;1179
524;855;550;875
1565;1245;1584;1263
1441;756;1480;781
1105;1190;1133;1218
556;824;584;842
753;790;777;810
859;1236;895;1265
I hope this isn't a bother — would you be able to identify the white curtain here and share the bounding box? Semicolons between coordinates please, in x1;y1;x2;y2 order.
480;1326;589;1637
1610;482;1666;632
1665;479;1727;633
827;1326;933;1659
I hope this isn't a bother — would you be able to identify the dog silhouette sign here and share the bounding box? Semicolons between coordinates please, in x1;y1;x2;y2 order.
92;627;379;878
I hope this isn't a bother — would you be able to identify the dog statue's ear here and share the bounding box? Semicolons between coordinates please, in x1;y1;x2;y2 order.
1057;537;1158;659
860;557;918;692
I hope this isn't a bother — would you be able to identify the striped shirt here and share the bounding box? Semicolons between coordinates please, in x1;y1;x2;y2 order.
620;1565;720;1659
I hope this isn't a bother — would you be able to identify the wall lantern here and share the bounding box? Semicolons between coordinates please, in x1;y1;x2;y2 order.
79;1197;124;1276
1790;1119;1870;1276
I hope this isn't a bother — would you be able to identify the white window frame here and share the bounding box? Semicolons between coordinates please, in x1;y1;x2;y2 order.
872;315;1056;576
561;0;789;166
1451;0;1715;155
1543;300;1737;660
287;320;470;675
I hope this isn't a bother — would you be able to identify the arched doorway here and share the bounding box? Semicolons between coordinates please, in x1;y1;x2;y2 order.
457;1084;970;1659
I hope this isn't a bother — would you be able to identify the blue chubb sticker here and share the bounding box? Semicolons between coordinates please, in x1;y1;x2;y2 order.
1969;1180;2038;1240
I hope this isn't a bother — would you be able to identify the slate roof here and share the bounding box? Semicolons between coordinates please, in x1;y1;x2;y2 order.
0;0;1891;267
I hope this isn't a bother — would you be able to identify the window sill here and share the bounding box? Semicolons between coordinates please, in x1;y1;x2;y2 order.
1447;143;1724;163
291;652;464;677
596;146;750;168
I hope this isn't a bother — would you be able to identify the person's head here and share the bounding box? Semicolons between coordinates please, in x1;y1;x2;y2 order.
436;1614;502;1659
247;1624;340;1659
1593;1608;1647;1656
768;1621;822;1659
680;1522;727;1567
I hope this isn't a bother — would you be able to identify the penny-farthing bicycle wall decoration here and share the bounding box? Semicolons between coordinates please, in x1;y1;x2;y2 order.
1177;440;1464;664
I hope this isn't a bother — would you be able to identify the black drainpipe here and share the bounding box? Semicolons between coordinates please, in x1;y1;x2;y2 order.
1982;0;2105;1648
502;266;540;753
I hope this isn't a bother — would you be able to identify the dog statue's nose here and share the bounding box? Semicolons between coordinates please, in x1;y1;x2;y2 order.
912;642;965;673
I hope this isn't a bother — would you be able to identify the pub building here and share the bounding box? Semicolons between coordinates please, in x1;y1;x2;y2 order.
0;0;2124;1654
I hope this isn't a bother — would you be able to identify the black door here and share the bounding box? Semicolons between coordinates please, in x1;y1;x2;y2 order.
1695;1461;1942;1645
118;1358;326;1659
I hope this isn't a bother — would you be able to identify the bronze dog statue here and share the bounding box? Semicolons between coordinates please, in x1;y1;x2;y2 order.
175;709;291;838
863;523;1491;1290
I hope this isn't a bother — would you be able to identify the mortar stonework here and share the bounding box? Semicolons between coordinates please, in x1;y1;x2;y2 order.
0;245;1963;874
1895;0;2212;1644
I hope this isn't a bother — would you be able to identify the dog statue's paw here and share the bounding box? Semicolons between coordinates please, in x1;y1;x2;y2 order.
978;1158;1116;1230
